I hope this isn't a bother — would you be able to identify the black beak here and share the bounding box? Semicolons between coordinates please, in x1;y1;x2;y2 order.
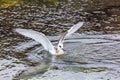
63;48;66;51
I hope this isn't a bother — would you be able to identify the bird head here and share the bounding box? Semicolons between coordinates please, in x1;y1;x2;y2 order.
52;44;64;55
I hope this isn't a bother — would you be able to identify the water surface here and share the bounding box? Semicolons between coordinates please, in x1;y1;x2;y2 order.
0;0;120;80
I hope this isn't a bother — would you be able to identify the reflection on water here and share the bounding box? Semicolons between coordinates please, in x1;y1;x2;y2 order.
0;0;120;80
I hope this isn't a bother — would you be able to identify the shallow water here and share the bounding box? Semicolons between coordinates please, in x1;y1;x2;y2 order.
0;0;120;80
2;33;120;80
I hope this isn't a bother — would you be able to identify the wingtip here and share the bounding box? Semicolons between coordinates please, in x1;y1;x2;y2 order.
74;21;85;28
77;22;85;25
14;28;22;32
14;28;30;33
13;28;19;33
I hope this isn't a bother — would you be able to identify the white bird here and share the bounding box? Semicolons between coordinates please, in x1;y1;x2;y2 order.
14;22;84;55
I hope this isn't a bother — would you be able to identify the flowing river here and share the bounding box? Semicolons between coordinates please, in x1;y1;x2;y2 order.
0;0;120;80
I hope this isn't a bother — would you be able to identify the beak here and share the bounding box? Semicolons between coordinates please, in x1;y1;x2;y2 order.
63;48;66;51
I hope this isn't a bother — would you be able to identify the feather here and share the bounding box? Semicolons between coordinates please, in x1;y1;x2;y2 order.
58;22;84;45
14;28;55;53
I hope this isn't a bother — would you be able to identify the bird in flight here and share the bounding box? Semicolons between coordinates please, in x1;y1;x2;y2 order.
15;22;84;55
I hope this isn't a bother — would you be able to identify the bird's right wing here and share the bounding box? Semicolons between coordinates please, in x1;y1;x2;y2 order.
14;28;55;52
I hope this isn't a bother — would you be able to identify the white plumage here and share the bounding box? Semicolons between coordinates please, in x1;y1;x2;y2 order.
15;22;84;55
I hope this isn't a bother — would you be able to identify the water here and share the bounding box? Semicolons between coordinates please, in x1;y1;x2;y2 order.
0;0;120;80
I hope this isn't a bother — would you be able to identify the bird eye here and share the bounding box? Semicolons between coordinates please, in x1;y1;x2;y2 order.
59;45;61;47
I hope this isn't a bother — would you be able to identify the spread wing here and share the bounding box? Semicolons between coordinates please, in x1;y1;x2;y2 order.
14;28;55;52
58;22;84;45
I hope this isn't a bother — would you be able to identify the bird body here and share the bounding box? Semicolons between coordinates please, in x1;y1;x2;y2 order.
15;22;84;55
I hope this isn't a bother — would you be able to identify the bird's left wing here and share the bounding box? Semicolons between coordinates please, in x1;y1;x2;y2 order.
58;22;84;45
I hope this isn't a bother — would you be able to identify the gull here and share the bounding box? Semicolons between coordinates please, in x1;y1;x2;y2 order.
14;22;84;55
